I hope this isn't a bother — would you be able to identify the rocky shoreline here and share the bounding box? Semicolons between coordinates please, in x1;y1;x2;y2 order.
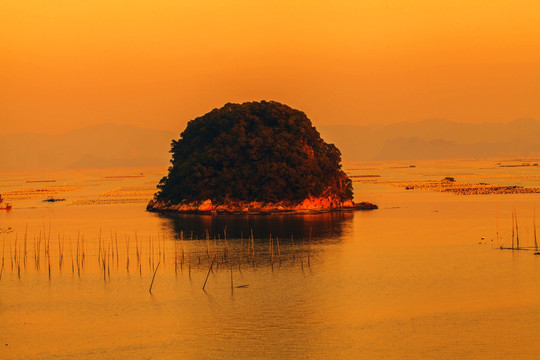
146;197;378;215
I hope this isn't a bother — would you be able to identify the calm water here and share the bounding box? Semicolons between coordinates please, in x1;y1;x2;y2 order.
1;160;539;359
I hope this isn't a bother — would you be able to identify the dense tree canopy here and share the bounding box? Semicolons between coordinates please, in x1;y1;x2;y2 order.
155;101;353;204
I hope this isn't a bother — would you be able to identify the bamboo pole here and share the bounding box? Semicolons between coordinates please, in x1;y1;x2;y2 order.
206;229;210;258
98;228;102;265
162;232;166;263
70;237;74;273
76;232;80;269
534;204;537;252
269;234;274;264
174;235;178;276
14;233;17;268
47;221;51;255
58;235;62;270
515;209;520;250
496;204;499;244
126;235;130;273
181;231;184;265
2;237;4;276
24;224;28;267
102;249;107;281
291;235;295;262
230;264;233;292
251;229;255;267
81;234;85;267
224;226;228;261
511;209;515;250
115;232;119;267
135;231;140;265
308;229;312;267
202;256;216;291
188;240;191;279
276;236;281;265
149;261;160;293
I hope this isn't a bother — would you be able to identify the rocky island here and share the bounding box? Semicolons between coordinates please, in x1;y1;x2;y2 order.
147;101;377;214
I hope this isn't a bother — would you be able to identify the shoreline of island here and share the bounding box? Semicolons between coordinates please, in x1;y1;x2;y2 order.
146;197;378;215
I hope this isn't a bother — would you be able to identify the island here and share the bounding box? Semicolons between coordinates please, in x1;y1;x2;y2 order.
147;101;377;214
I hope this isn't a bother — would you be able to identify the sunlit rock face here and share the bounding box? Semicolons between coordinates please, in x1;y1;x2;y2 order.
147;101;375;214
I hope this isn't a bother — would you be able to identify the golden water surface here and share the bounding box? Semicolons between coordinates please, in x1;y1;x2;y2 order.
1;160;539;359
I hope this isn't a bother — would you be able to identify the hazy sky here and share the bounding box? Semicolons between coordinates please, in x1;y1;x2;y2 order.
1;0;539;135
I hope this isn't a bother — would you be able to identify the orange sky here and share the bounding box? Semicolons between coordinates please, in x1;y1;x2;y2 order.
1;0;539;135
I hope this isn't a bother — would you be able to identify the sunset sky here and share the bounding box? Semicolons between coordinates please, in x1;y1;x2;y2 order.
1;0;539;135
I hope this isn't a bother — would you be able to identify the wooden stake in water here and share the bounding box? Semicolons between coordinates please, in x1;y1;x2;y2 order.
187;239;192;276
213;237;217;264
149;261;160;293
14;233;18;267
224;226;228;261
76;232;80;269
308;229;312;267
206;229;210;258
181;231;185;264
24;224;28;267
174;236;178;276
301;237;305;270
58;235;63;270
148;235;152;269
70;238;74;273
102;249;107;281
515;209;520;250
48;250;51;279
496;204;499;244
214;237;218;270
291;235;295;262
135;231;140;265
251;229;255;266
202;256;216;291
276;237;281;265
98;228;102;265
269;234;274;264
230;264;233;292
115;232;119;267
511;209;515;250
81;234;85;267
0;238;5;281
162;232;166;263
48;221;51;254
217;234;222;261
126;235;130;273
533;204;537;252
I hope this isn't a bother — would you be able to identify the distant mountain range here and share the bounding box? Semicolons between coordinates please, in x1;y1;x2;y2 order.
0;124;176;170
318;118;540;161
1;119;539;170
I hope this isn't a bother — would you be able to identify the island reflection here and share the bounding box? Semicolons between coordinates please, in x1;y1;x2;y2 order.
158;211;353;244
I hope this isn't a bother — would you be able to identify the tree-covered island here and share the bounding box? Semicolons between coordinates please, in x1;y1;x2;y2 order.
147;101;377;214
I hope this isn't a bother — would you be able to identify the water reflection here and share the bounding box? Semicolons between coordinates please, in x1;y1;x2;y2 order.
158;211;353;243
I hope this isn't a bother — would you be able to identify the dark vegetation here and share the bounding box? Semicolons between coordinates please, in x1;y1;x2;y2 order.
155;101;353;204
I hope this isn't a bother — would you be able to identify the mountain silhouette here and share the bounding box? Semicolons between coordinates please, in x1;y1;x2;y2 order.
0;124;176;170
318;119;540;160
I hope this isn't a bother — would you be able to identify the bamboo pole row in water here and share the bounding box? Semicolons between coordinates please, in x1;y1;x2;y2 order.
0;227;314;284
498;206;539;253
